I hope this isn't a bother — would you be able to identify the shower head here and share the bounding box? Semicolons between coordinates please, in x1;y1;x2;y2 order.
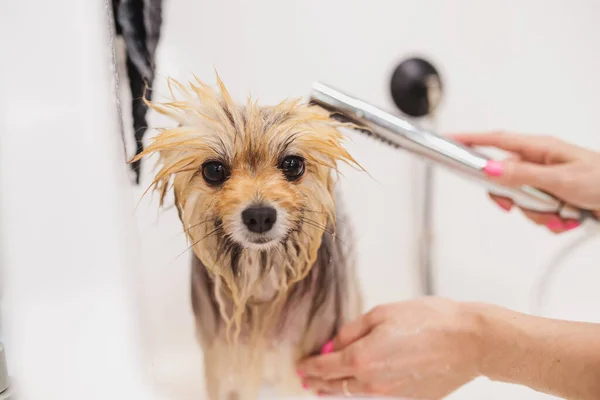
308;82;597;223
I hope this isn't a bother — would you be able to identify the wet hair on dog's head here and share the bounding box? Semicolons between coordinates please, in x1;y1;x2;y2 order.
132;73;360;337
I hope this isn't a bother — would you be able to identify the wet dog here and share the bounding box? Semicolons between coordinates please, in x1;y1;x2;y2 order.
133;74;362;400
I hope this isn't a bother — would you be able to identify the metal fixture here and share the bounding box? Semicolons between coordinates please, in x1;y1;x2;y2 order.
390;57;443;295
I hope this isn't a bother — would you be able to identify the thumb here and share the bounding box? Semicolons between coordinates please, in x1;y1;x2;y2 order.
490;159;565;194
327;313;376;353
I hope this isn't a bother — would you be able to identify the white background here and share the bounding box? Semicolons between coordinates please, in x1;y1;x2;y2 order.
1;1;600;400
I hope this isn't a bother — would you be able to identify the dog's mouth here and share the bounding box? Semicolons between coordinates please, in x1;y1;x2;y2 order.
242;232;282;250
249;236;274;244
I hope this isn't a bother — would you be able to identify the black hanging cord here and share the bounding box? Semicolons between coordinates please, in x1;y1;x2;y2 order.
111;0;163;184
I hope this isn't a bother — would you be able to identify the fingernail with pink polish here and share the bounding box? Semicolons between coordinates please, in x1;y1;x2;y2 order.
565;220;580;231
302;381;308;389
546;217;564;231
296;370;304;378
483;160;504;177
497;201;513;212
321;340;334;354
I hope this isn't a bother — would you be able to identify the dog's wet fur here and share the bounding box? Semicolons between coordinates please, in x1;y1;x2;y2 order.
132;74;362;400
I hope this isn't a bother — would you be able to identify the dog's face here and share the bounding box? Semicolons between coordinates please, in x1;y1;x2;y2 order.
134;76;358;294
198;141;311;252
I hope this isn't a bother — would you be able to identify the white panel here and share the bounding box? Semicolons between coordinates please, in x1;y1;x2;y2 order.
0;1;154;399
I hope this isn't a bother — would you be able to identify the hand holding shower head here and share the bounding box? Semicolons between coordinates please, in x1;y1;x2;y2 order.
309;82;597;223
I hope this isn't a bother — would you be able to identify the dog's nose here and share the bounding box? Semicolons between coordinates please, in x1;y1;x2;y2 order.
242;206;277;234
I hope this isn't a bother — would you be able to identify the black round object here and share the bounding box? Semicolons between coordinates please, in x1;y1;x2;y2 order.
278;155;306;181
390;57;443;118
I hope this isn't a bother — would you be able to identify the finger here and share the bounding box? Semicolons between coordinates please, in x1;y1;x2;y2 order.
515;209;580;233
487;154;520;212
449;132;578;164
299;308;389;379
488;188;582;233
545;217;569;234
489;193;514;212
561;218;581;232
332;311;378;351
303;377;366;397
489;194;579;233
486;160;572;199
519;209;557;226
506;153;522;162
487;154;519;213
297;351;351;380
519;210;566;234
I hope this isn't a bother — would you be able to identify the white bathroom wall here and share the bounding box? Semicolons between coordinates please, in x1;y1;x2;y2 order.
0;1;156;399
428;0;600;311
127;0;600;399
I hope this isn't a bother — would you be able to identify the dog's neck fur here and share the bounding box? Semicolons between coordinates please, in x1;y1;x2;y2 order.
191;202;357;356
194;225;325;331
178;186;330;331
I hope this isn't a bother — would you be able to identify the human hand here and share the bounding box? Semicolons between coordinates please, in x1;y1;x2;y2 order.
297;298;484;399
452;132;600;233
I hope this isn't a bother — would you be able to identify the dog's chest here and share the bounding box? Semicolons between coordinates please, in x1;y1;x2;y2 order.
240;254;280;305
245;258;336;346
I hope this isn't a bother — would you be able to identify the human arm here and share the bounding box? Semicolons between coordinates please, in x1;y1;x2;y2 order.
297;298;600;399
476;302;600;400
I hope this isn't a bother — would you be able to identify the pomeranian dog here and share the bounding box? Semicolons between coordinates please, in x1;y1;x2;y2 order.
132;74;362;400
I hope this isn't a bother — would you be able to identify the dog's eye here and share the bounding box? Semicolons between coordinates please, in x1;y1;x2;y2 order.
202;161;229;185
279;156;305;181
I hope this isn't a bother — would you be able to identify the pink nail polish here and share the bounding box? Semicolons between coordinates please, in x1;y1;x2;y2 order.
483;160;504;177
297;370;304;378
321;340;334;354
302;381;308;389
497;201;513;212
546;217;564;231
565;220;580;230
